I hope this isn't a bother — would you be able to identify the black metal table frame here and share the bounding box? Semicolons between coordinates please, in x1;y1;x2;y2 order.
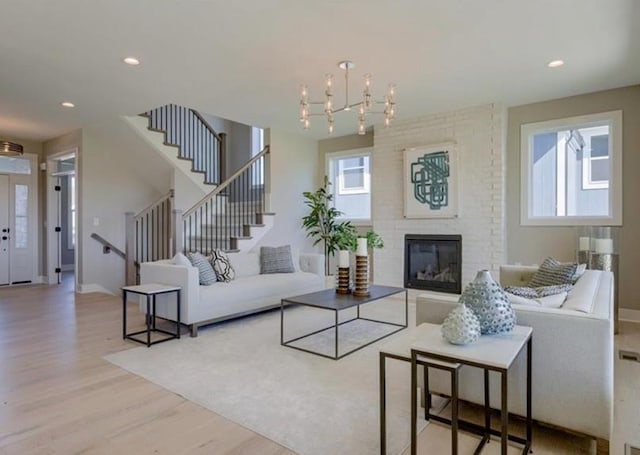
280;289;408;360
122;287;181;347
410;337;533;455
380;351;462;455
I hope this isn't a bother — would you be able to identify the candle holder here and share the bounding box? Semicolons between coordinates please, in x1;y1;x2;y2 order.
336;267;351;294
353;255;370;297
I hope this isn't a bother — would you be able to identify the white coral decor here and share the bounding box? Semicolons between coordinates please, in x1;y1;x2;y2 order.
441;303;481;345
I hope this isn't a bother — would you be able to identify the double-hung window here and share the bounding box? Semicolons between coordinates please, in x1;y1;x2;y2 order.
520;111;622;226
326;149;372;223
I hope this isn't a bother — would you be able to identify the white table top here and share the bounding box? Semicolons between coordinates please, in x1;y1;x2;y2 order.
380;324;461;368
122;283;181;294
409;323;532;370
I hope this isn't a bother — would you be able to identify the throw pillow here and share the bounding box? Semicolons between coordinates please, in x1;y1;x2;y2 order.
187;251;217;285
172;252;191;267
571;263;587;284
211;249;235;282
503;286;538;299
535;283;573;297
528;257;577;288
260;245;295;274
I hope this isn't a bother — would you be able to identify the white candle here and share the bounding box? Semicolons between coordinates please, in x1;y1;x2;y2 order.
594;238;613;254
338;250;349;268
356;238;368;257
579;237;590;251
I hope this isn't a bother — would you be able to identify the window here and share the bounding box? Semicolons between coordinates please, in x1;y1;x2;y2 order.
0;156;31;174
326;149;371;222
68;176;76;249
520;111;622;226
14;184;28;249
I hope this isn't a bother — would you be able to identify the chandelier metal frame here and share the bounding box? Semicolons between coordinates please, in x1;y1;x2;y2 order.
299;60;396;135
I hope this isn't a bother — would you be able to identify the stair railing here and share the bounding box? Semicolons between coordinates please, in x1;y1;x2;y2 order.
143;104;226;185
177;145;270;254
125;190;174;284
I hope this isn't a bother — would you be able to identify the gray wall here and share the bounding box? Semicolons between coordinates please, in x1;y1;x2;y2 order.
506;84;640;311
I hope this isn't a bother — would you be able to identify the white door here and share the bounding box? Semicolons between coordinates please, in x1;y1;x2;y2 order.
0;175;9;285
9;174;34;283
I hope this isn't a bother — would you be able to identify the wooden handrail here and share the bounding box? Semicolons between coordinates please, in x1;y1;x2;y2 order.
91;233;126;259
135;190;174;219
192;110;222;142
183;145;270;218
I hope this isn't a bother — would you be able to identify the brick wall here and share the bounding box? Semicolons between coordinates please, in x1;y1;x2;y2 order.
372;103;506;288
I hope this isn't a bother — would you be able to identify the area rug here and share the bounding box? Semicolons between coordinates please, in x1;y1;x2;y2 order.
105;299;426;455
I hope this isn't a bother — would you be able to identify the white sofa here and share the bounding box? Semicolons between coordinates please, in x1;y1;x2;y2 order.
140;251;325;336
416;265;614;452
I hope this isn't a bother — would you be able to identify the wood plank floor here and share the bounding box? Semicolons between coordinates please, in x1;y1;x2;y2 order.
1;275;638;454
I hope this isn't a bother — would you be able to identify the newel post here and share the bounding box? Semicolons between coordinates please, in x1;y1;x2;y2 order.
172;209;183;255
124;212;136;285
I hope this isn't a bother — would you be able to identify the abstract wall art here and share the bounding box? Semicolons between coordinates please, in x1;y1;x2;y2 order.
403;143;459;218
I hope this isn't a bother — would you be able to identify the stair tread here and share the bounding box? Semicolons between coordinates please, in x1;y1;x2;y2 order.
244;223;266;227
231;236;253;240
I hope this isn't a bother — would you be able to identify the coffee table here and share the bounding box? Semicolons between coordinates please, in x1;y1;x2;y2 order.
280;285;407;360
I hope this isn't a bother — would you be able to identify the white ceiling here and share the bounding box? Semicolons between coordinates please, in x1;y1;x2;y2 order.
1;0;639;141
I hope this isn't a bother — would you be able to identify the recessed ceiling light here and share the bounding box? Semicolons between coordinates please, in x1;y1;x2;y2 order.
123;57;140;66
547;60;564;68
61;102;75;108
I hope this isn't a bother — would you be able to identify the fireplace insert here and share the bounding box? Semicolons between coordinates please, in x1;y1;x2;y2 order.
404;234;462;294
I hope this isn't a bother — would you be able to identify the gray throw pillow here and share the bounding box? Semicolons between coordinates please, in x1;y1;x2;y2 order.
260;245;295;274
528;257;577;288
211;249;235;282
187;251;217;285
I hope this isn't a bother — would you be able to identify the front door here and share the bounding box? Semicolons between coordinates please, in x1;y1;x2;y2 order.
0;174;9;285
10;174;34;283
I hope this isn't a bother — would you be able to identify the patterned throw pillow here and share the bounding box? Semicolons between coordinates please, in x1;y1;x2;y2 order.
211;249;235;282
503;286;538;299
187;252;217;285
535;284;573;297
528;257;577;288
260;245;295;274
504;283;573;299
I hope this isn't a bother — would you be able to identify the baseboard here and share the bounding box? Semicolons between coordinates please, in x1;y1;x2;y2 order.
619;308;640;322
78;283;115;295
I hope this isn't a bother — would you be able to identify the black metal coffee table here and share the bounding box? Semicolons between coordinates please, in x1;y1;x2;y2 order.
280;285;408;360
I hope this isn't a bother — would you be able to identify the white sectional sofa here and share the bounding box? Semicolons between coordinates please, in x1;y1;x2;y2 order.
140;251;325;336
416;265;614;453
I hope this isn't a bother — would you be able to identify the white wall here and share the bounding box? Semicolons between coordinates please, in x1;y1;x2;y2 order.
255;129;319;253
372;104;506;288
79;117;172;294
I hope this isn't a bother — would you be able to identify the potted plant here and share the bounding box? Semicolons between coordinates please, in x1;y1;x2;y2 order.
302;176;352;275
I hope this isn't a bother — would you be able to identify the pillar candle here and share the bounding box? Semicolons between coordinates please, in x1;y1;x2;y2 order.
338;250;349;268
579;237;590;251
356;238;368;256
594;238;613;254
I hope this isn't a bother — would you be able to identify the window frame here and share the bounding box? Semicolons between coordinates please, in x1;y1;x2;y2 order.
581;130;610;190
325;148;372;225
520;110;622;226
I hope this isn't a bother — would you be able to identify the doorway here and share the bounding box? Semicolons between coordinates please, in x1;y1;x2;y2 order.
47;150;77;289
0;154;38;285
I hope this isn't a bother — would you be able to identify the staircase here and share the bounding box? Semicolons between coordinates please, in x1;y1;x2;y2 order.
124;104;273;284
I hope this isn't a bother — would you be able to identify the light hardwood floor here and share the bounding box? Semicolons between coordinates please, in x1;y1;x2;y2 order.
0;277;638;454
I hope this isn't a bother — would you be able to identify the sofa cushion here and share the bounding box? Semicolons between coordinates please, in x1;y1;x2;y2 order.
211;249;235;282
260;245;295;274
563;270;601;313
528;257;577;287
187;252;217;285
227;252;260;278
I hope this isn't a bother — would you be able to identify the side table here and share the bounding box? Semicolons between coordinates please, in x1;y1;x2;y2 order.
122;283;181;347
410;323;533;455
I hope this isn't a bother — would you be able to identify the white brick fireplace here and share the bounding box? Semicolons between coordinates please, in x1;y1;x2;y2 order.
372;103;506;289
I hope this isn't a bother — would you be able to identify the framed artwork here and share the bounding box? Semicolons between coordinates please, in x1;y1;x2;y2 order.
403;143;458;219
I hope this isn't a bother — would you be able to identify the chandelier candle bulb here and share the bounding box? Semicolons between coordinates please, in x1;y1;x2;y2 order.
357;238;368;257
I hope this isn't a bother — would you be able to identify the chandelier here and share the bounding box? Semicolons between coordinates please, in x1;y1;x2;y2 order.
299;60;396;135
0;141;24;157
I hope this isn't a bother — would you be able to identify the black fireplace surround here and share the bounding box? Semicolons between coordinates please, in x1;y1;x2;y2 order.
404;234;462;294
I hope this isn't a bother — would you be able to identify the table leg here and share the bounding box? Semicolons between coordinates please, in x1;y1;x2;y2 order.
526;337;533;453
380;353;386;455
122;289;127;339
176;290;181;339
411;351;418;455
501;370;508;454
357;304;360;319
146;295;151;347
451;367;459;455
335;310;339;359
280;300;284;345
152;294;157;330
404;290;409;327
485;369;491;441
424;366;431;420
